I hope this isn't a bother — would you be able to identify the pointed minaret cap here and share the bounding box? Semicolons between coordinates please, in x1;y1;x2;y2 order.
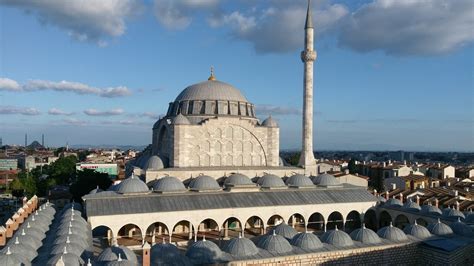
305;0;313;29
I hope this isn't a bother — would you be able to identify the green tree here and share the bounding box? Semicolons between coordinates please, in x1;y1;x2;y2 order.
69;169;112;202
9;178;24;197
348;159;357;174
49;156;78;184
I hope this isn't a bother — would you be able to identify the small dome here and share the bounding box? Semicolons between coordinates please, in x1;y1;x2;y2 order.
385;198;403;207
279;157;287;167
313;173;340;187
222;236;259;257
50;240;86;258
350;224;381;244
256;232;293;254
152;176;186;193
449;218;473;236
172;113;191;125
0;248;25;266
320;228;354;247
421;204;442;215
285;174;314;188
145;155;165;171
14;229;42;250
5;237;38;262
224;173;254;188
290;232;323;250
116;174;149;194
18;223;46;241
465;211;474;224
262;116;278;127
377;196;387;203
151;242;191;266
186;239;222;264
188;175;221;191
403;199;421;211
403;221;431;239
443;208;465;219
377;223;408;242
268;223;298;240
46;251;84;266
103;258;135;266
257;174;286;189
427;219;453;236
97;245;138;264
53;233;90;250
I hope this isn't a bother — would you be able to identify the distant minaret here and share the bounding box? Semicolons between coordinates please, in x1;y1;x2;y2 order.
0;137;2;147
298;0;317;168
42;134;44;147
25;134;28;147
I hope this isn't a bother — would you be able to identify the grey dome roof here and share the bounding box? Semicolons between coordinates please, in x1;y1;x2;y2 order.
268;223;298;239
377;196;387;203
63;202;82;211
53;233;90;250
176;80;248;103
321;228;354;247
15;229;42;250
0;248;27;266
50;241;85;258
385;198;403;207
443;208;465;219
145;155;165;171
151;242;191;266
172;113;191;125
449;218;473;236
290;232;323;250
116;175;149;194
313;173;340;187
104;259;135;266
427;219;453;236
224;173;254;187
421;204;442;215
256;232;293;254
465;211;474;223
18;223;46;241
403;221;431;239
97;246;137;264
186;239;222;264
285;174;314;188
262;116;278;127
403;199;421;211
377;224;408;242
350;224;381;244
222;236;259;257
5;237;38;262
152;176;186;193
46;252;84;266
257;174;286;189
188;175;221;191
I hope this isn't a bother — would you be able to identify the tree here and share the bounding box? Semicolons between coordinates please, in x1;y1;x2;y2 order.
69;169;112;202
49;156;78;184
348;159;357;174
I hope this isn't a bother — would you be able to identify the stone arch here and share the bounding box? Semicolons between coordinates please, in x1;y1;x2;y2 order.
157;126;169;152
394;214;410;230
222;217;242;239
364;209;378;231
244;216;265;236
214;141;222;152
201;154;210;166
416;218;428;227
236;155;243;165
215;128;222;139
198;218;219;240
226;142;233;153
145;222;169;244
236;141;243;152
288;213;305;232
213;154;221;166
225;155;233;166
345;211;362;233
307;212;325;233
117;223;143;246
92;225;113;247
203;140;210;152
379;211;392;228
327;211;344;230
244;141;252;153
172;220;194;243
225;127;233;139
267;215;284;229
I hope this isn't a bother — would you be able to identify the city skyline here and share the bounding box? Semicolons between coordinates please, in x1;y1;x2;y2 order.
1;0;473;151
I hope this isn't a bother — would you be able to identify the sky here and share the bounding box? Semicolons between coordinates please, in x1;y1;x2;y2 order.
0;0;473;152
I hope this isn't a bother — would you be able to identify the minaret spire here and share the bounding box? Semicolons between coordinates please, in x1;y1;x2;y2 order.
298;0;317;169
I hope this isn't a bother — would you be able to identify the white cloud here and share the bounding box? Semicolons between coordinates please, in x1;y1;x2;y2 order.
0;0;142;45
61;118;88;126
256;104;300;116
48;108;74;116
153;0;219;30
0;106;41;116
338;0;474;55
0;77;132;97
142;112;160;119
84;108;124;116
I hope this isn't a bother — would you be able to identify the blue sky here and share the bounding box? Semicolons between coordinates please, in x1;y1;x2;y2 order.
0;0;473;151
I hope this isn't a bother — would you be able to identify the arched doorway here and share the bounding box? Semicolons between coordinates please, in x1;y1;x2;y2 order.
145;222;169;244
222;217;242;239
117;224;142;246
307;212;325;233
394;214;410;230
198;219;219;240
92;225;113;247
288;213;305;232
327;212;344;230
416;218;428;227
345;211;361;233
379;211;392;228
171;220;194;243
266;215;284;229
244;216;265;236
364;209;378;231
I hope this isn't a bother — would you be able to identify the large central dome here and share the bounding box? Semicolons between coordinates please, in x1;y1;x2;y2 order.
175;80;249;103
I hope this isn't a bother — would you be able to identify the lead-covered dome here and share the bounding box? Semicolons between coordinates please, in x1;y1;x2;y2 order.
320;228;354;247
403;221;431;239
222;236;259;257
350;224;381;244
285;174;314;188
152;176;186;193
427;219;453;236
377;223;408;242
257;174;286;189
421;204;442;215
176;80;248;103
403;199;421;212
224;173;254;188
188;175;221;191
256;231;293;254
290;232;323;250
116;175;149;194
268;223;298;240
145;155;165;170
186;239;222;264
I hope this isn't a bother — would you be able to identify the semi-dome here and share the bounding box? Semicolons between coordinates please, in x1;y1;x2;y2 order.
257;174;286;189
256;231;293;254
152;176;186;193
403;199;421;211
268;223;298;240
443;208;465;219
188;175;221;191
449;218;473;236
403;221;431;239
262;116;278;128
97;245;138;264
186;239;222;264
290;232;323;250
285;174;314;188
172;113;191;125
320;228;354;247
116;175;149;194
349;224;381;244
421;204;442;215
176;80;248;103
151;242;191;266
377;223;408;242
313;173;340;187
427;219;453;236
385;198;403;207
224;173;254;187
145;155;165;170
222;236;259;257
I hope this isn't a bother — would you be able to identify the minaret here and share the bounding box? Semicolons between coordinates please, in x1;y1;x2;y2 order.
24;134;28;148
298;0;317;168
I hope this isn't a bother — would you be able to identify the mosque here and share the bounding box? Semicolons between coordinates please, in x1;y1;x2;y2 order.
0;1;472;265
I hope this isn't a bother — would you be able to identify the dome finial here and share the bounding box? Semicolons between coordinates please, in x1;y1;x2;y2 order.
208;66;216;81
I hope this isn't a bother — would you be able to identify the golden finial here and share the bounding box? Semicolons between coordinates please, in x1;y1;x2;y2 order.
208;66;216;81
